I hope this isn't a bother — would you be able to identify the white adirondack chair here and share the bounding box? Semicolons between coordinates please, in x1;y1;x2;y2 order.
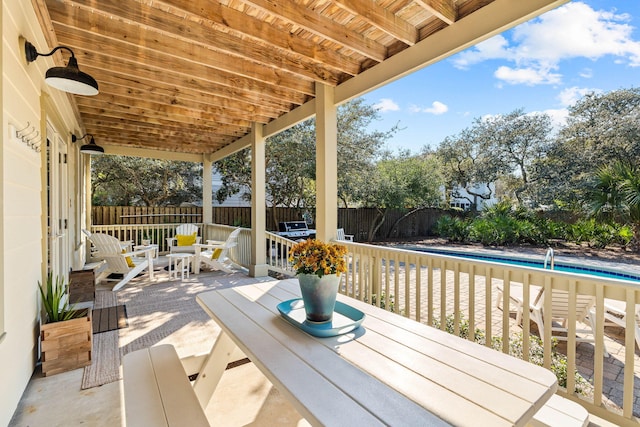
336;228;354;242
83;228;132;259
89;233;155;291
166;224;202;253
193;228;241;274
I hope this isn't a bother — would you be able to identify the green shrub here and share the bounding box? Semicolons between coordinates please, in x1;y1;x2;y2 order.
434;215;469;243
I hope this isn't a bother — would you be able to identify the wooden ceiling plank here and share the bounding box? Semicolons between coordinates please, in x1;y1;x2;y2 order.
79;49;307;106
413;0;457;25
48;1;344;86
86;126;229;144
82;116;242;138
84;123;238;142
96;81;282;120
240;0;387;61
75;97;254;127
153;0;362;76
93;83;274;123
86;66;294;113
333;0;417;45
96;135;223;154
80;111;246;138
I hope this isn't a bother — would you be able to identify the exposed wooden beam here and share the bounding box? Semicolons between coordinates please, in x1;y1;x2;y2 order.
240;0;387;62
333;0;418;45
413;0;457;25
101;144;205;162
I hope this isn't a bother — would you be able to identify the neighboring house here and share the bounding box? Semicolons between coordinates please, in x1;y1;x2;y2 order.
212;172;251;207
448;183;498;211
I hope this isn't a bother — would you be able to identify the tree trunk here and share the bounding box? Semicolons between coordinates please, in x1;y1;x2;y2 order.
385;207;425;239
367;208;387;242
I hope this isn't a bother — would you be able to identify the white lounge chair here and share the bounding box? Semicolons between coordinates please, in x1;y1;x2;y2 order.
497;283;607;355
193;228;241;274
602;299;640;350
166;224;201;254
337;228;354;242
89;233;155;291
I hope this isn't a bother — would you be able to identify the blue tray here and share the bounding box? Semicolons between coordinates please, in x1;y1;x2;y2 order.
277;298;365;337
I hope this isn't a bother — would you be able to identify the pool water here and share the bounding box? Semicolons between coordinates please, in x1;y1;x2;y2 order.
410;247;640;283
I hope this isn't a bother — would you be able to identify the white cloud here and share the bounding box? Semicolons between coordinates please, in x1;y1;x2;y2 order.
373;98;399;112
579;68;593;78
409;101;448;115
452;2;640;85
494;66;561;85
557;86;601;106
453;35;511;69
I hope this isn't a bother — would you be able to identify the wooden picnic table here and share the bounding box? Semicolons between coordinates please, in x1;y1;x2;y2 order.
195;279;558;426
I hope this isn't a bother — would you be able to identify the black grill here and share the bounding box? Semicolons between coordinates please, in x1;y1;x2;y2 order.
277;221;316;239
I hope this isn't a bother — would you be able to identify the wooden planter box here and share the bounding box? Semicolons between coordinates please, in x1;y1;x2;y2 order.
40;311;93;376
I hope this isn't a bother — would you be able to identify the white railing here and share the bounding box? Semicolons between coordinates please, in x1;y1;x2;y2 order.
90;223;204;253
88;223;640;424
337;241;640;426
265;232;297;276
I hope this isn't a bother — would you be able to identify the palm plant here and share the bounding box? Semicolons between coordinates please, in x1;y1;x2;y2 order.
590;161;640;250
38;273;78;323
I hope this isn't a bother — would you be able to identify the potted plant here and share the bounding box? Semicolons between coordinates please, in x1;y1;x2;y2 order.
141;229;152;246
38;273;92;376
289;239;347;323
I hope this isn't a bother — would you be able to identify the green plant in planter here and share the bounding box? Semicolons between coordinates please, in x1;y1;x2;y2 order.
38;273;81;323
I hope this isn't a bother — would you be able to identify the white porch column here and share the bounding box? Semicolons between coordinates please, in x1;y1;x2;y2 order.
250;122;268;277
315;83;338;242
202;156;213;224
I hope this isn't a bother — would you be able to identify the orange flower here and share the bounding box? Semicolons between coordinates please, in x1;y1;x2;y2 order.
289;239;347;277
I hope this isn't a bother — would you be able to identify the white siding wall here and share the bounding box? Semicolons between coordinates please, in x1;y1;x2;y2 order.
212;171;250;207
0;1;82;424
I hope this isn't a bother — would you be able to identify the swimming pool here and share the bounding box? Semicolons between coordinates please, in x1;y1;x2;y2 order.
406;247;640;283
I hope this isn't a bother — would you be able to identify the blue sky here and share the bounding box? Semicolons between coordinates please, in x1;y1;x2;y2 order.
361;0;640;153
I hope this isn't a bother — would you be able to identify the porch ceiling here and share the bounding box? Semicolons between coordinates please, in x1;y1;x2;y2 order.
32;0;565;157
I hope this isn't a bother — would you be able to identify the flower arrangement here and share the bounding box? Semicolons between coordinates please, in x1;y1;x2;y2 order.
289;239;347;278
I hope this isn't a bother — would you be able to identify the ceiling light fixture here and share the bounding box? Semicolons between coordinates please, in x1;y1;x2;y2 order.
24;40;99;96
72;134;104;155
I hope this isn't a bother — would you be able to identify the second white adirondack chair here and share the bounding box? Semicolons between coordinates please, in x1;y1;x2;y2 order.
193;228;241;274
166;224;202;253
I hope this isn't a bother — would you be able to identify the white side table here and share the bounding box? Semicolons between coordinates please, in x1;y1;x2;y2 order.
134;244;159;260
167;253;192;280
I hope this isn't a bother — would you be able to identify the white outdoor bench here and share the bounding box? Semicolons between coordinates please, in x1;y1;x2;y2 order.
123;344;209;427
530;394;589;427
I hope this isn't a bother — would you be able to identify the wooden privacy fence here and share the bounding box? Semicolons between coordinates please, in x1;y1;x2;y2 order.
92;206;447;240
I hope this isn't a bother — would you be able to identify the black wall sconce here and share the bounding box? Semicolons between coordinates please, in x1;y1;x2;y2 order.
24;39;99;96
72;134;104;155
